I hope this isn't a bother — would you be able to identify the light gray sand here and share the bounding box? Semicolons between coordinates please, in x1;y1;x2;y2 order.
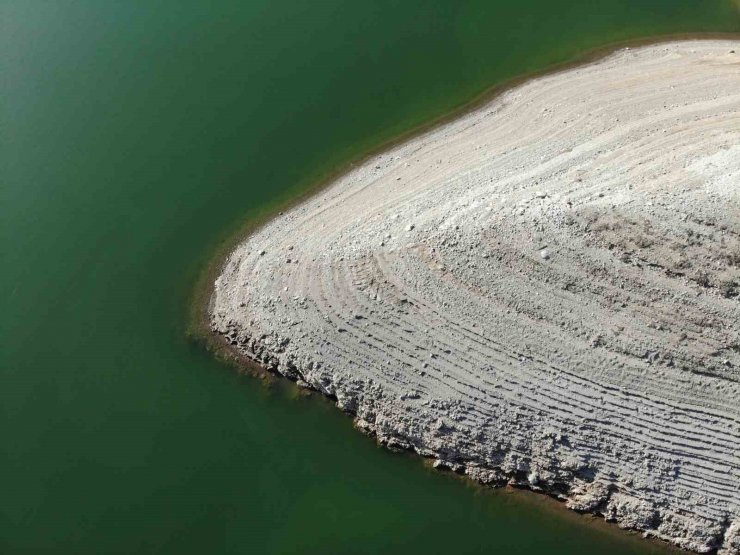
212;41;740;553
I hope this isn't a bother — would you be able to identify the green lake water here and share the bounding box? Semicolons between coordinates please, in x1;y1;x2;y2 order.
3;1;739;553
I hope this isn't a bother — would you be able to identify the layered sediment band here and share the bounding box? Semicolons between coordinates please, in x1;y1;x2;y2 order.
212;41;740;553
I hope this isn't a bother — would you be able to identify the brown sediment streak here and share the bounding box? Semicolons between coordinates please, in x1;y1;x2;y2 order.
211;41;740;553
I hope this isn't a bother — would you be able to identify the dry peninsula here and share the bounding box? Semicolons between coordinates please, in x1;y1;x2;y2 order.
211;40;740;553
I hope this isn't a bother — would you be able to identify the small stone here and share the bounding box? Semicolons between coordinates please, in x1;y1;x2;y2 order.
540;249;550;260
259;250;266;256
407;224;415;231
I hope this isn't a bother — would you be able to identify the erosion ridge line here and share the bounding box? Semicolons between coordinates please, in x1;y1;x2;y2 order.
211;41;740;553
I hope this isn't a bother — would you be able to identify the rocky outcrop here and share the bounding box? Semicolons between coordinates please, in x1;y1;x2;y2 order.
211;41;740;553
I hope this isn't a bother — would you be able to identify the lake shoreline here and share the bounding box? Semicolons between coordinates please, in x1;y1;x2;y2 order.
188;31;739;347
196;36;739;554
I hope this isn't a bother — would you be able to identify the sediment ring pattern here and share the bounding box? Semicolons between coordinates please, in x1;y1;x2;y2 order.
212;41;740;553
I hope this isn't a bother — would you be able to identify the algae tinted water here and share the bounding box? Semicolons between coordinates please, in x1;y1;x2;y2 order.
3;1;738;553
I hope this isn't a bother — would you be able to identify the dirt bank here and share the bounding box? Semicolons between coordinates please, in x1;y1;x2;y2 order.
212;41;740;553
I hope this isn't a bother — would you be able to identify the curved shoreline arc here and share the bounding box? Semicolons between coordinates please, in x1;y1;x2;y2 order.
189;32;739;348
191;34;740;553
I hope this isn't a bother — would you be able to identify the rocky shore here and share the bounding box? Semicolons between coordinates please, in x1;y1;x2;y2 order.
211;41;740;553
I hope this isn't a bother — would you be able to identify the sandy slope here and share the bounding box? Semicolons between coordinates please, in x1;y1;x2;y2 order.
211;41;740;553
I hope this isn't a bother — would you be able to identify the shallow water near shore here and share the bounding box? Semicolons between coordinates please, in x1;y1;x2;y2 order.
3;1;739;553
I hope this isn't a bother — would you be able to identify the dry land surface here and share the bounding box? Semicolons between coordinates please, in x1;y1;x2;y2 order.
212;40;740;553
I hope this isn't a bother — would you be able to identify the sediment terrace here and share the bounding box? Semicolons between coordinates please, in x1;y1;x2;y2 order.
211;41;740;553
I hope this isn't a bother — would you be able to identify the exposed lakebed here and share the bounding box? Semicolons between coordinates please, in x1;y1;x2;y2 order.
212;41;740;553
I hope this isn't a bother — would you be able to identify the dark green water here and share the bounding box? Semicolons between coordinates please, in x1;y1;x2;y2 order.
3;1;739;553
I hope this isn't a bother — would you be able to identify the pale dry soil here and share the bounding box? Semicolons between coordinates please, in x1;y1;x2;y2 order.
212;41;740;553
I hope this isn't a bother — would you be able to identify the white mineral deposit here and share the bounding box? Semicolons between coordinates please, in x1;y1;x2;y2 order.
212;41;740;553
